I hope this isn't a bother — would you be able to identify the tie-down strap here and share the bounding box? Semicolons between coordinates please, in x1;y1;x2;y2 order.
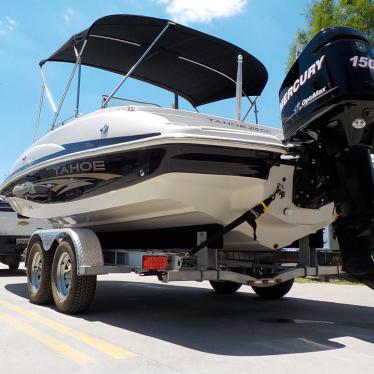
187;187;282;257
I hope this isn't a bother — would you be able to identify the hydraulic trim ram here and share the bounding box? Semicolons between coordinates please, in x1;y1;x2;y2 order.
280;27;374;289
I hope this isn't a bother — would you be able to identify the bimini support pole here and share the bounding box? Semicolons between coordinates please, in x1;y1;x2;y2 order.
173;93;179;109
235;54;243;121
51;39;88;129
33;82;45;142
34;67;58;141
254;101;259;124
73;45;82;117
40;67;57;114
241;95;259;123
102;21;174;108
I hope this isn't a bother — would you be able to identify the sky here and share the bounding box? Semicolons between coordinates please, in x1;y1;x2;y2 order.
0;0;311;180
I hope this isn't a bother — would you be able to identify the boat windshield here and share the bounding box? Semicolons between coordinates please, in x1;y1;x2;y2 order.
101;95;161;109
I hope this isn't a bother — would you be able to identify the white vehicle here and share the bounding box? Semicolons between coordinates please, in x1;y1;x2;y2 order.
0;196;52;270
0;16;373;313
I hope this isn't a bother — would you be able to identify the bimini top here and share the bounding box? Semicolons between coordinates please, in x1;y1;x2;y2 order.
40;14;268;107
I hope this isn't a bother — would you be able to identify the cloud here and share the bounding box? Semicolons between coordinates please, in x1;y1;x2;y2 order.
5;16;16;30
63;7;75;23
0;16;17;35
154;0;248;24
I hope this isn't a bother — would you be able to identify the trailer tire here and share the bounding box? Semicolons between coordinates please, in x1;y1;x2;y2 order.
51;239;96;314
252;278;294;299
210;280;242;294
27;240;53;305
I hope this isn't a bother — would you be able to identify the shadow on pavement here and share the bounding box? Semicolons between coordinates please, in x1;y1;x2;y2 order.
5;280;374;356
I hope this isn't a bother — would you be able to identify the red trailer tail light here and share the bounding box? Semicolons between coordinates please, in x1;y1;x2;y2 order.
142;255;168;270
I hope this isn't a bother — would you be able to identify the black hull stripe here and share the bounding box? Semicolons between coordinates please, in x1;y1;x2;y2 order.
3;144;280;205
6;133;161;181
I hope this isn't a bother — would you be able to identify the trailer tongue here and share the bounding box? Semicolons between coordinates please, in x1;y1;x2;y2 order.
280;26;374;289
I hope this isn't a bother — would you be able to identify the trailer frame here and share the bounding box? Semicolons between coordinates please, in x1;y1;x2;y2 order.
24;226;343;313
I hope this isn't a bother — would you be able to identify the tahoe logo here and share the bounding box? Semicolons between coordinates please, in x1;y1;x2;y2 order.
55;161;106;176
207;118;272;134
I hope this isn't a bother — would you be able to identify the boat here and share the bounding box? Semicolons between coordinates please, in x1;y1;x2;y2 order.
0;16;373;288
0;14;333;252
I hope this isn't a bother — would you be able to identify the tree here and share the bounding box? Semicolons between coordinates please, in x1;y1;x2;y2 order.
287;0;374;70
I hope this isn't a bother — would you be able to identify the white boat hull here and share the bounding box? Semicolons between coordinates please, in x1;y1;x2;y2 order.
1;106;335;251
9;168;334;251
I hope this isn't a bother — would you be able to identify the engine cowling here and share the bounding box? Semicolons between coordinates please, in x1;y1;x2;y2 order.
281;26;374;146
280;27;374;289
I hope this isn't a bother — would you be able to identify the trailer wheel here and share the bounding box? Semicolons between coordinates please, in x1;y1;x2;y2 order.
210;280;242;294
27;240;53;305
252;278;294;299
51;239;96;314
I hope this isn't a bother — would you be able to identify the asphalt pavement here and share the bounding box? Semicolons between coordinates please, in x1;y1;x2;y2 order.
0;263;373;374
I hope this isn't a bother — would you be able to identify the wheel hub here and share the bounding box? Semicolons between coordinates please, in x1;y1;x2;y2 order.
56;252;72;300
30;252;43;294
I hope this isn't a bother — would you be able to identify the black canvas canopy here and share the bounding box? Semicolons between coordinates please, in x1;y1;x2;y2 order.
40;15;268;107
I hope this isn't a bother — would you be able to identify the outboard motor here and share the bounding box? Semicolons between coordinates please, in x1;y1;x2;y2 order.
280;27;374;289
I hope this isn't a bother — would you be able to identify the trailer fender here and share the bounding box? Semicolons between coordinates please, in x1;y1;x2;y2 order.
27;229;104;275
